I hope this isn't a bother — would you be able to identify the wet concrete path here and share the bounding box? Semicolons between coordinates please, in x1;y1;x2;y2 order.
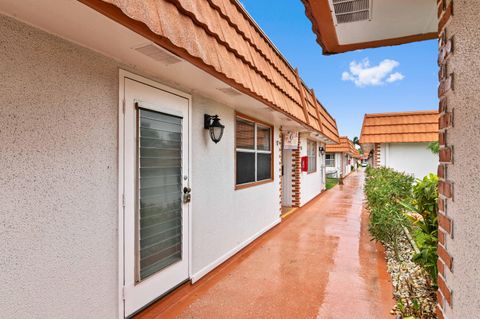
137;171;395;319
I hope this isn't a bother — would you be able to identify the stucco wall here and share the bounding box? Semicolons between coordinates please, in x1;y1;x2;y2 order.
383;143;438;178
443;2;480;318
191;96;281;279
0;15;119;318
0;14;287;317
299;137;324;206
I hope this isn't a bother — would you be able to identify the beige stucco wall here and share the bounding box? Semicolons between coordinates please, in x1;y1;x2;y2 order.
443;2;480;318
0;15;120;318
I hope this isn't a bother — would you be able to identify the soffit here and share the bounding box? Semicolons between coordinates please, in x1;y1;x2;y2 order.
302;0;438;54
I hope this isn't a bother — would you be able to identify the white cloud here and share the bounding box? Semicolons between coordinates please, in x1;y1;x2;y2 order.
386;72;405;83
341;58;405;87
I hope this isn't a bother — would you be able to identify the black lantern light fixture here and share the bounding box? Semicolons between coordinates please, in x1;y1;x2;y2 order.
319;146;325;155
204;114;225;144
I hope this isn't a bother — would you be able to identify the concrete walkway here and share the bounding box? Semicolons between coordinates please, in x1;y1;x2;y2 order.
137;171;395;319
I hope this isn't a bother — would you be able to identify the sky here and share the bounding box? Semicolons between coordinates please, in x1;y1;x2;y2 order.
239;0;438;140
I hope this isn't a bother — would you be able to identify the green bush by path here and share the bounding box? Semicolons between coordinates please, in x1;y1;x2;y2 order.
364;167;439;285
364;167;414;258
402;174;439;285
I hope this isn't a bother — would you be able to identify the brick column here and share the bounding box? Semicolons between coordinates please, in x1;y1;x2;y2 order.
437;0;455;317
291;135;301;207
373;143;380;167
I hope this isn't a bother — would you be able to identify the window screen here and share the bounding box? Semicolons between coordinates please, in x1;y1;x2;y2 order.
236;116;272;186
307;140;317;173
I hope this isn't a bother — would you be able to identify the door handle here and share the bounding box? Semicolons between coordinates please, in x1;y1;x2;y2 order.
183;187;192;203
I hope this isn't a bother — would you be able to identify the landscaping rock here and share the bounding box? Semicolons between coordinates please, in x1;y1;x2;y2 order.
384;233;437;318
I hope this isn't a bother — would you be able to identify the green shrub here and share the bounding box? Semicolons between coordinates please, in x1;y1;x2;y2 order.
427;141;440;154
364;167;414;257
402;174;439;285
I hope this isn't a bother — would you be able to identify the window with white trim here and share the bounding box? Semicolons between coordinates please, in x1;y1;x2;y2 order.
325;154;335;167
307;140;317;173
235;116;272;186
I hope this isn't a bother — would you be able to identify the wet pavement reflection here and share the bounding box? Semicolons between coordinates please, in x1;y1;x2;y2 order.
137;171;395;319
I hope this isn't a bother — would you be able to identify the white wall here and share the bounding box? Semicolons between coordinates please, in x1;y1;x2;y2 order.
299;137;324;206
380;142;438;178
190;96;281;280
344;154;352;176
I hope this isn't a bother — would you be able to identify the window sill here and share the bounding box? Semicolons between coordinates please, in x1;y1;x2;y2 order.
235;178;274;190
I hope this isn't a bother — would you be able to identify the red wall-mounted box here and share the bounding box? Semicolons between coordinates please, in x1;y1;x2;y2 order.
301;156;308;172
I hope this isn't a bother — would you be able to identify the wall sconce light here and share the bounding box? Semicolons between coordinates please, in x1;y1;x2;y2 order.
204;114;225;144
319;146;325;155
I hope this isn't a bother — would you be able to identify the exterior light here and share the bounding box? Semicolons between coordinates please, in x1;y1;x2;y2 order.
204;114;225;144
319;146;325;155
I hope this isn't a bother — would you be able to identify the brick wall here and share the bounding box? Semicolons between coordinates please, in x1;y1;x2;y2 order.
373;143;380;167
292;135;301;207
437;0;454;317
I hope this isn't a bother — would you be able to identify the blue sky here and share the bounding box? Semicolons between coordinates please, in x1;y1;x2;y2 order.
240;0;438;139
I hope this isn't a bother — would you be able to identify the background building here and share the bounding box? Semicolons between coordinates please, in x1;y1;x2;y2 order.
359;111;439;178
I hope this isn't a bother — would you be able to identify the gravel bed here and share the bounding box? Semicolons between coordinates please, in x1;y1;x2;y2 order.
383;232;437;319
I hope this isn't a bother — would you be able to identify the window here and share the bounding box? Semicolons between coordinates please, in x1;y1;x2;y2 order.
325;154;335;167
236;115;273;187
307;140;317;173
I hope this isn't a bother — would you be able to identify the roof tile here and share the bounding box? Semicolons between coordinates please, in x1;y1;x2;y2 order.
359;111;439;144
326;136;359;156
92;0;339;142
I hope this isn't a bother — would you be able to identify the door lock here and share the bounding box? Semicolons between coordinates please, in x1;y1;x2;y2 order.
183;187;192;203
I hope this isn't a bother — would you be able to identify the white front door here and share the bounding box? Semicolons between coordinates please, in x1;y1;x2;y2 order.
282;149;293;207
122;76;190;316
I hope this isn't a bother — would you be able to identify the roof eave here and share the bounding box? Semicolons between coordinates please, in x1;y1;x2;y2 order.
301;0;438;55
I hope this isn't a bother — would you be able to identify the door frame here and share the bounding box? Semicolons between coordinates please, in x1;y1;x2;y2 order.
118;69;193;318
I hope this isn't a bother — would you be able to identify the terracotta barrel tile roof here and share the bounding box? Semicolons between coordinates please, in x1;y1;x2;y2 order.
326;136;358;156
359;110;439;144
83;0;339;142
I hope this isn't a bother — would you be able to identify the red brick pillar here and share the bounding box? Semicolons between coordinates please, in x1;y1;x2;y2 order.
373;143;380;167
437;0;455;317
291;135;301;207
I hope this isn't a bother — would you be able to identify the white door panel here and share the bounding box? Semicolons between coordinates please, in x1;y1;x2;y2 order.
123;77;190;316
282;149;293;206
